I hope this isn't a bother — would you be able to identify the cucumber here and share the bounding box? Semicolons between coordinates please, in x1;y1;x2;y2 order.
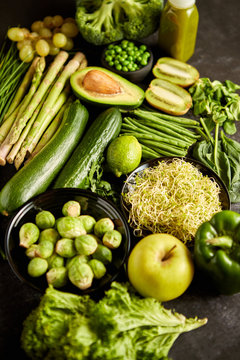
0;100;89;215
53;107;122;189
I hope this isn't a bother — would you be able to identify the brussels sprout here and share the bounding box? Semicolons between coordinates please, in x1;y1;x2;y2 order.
46;267;68;288
35;210;55;229
25;244;38;258
35;240;54;259
75;234;98;256
89;259;107;279
19;222;40;248
39;228;59;244
94;218;114;238
66;254;89;270
56;216;86;238
47;253;65;269
62;200;81;217
92;244;112;264
55;238;76;258
68;260;94;290
28;257;48;277
102;230;122;249
78;215;96;233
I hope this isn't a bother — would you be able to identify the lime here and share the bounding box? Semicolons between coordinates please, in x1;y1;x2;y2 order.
106;135;142;177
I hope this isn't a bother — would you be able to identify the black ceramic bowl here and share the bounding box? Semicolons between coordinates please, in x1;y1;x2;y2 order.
120;156;231;232
101;40;153;83
4;188;131;295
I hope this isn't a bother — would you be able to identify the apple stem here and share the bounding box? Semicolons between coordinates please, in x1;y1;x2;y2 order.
163;244;177;261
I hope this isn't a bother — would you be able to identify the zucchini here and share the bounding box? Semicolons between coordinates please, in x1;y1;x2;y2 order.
53;107;122;189
0;100;89;215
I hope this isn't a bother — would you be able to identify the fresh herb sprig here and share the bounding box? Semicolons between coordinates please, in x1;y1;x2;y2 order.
0;39;29;124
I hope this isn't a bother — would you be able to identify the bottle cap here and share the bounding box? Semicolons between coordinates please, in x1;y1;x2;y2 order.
169;0;195;8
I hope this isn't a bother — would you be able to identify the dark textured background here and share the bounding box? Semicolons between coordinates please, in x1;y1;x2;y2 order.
0;0;240;359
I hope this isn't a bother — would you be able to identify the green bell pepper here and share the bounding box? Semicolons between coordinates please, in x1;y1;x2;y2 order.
194;210;240;295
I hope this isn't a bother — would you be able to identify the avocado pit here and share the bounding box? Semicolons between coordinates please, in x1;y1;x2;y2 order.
82;69;121;95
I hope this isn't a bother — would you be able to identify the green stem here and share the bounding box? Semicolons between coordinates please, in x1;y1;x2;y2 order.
206;235;233;248
213;122;220;175
2;57;39;120
199;117;214;144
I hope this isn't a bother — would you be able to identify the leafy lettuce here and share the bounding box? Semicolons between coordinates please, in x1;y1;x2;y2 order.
21;282;207;360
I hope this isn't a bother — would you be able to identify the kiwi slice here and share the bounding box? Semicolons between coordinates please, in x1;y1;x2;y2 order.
152;57;199;88
145;78;192;115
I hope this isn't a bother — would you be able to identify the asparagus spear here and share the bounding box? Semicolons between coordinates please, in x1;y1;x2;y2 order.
6;90;50;165
3;56;40;120
0;103;21;144
25;97;73;163
14;57;46;121
30;98;73;158
14;86;71;169
8;51;69;145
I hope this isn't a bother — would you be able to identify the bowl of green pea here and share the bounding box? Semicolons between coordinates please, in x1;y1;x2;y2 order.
101;40;153;83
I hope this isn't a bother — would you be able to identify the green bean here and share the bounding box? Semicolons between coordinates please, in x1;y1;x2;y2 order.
141;144;161;160
123;117;192;147
132;109;200;139
140;140;187;157
133;107;199;127
120;130;191;149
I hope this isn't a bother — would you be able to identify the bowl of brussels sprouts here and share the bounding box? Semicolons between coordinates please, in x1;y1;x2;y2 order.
101;39;154;83
5;188;131;295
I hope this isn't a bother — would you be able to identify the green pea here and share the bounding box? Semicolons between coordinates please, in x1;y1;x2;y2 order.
128;41;134;48
115;64;122;71
115;45;122;53
122;66;128;72
105;55;112;62
140;44;147;51
140;59;148;66
109;61;114;67
121;40;128;48
122;60;129;66
128;49;135;56
108;44;114;49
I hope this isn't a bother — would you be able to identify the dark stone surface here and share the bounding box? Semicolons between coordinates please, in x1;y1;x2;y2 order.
0;0;240;359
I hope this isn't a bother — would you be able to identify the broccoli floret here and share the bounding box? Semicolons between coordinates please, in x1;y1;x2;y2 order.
76;0;123;46
119;0;164;40
75;0;164;46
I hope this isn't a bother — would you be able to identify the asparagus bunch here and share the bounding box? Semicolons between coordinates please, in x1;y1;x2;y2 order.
0;50;87;169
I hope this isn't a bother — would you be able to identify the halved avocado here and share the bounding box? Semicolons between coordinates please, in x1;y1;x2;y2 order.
70;66;145;109
145;78;192;115
152;57;199;88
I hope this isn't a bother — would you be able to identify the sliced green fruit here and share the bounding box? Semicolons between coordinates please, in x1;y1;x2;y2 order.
152;57;199;88
145;78;192;115
70;66;145;109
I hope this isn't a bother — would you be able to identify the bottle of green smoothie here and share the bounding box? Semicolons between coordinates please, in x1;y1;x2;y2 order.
158;0;199;62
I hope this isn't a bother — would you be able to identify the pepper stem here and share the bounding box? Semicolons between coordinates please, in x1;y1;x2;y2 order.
206;235;233;248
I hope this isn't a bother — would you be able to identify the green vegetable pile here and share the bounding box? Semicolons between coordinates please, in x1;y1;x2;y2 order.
21;282;207;360
20;201;123;290
120;107;201;160
104;40;151;72
189;77;240;203
75;0;164;45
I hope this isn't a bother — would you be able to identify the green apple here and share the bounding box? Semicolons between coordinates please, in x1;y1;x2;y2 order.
127;233;194;302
